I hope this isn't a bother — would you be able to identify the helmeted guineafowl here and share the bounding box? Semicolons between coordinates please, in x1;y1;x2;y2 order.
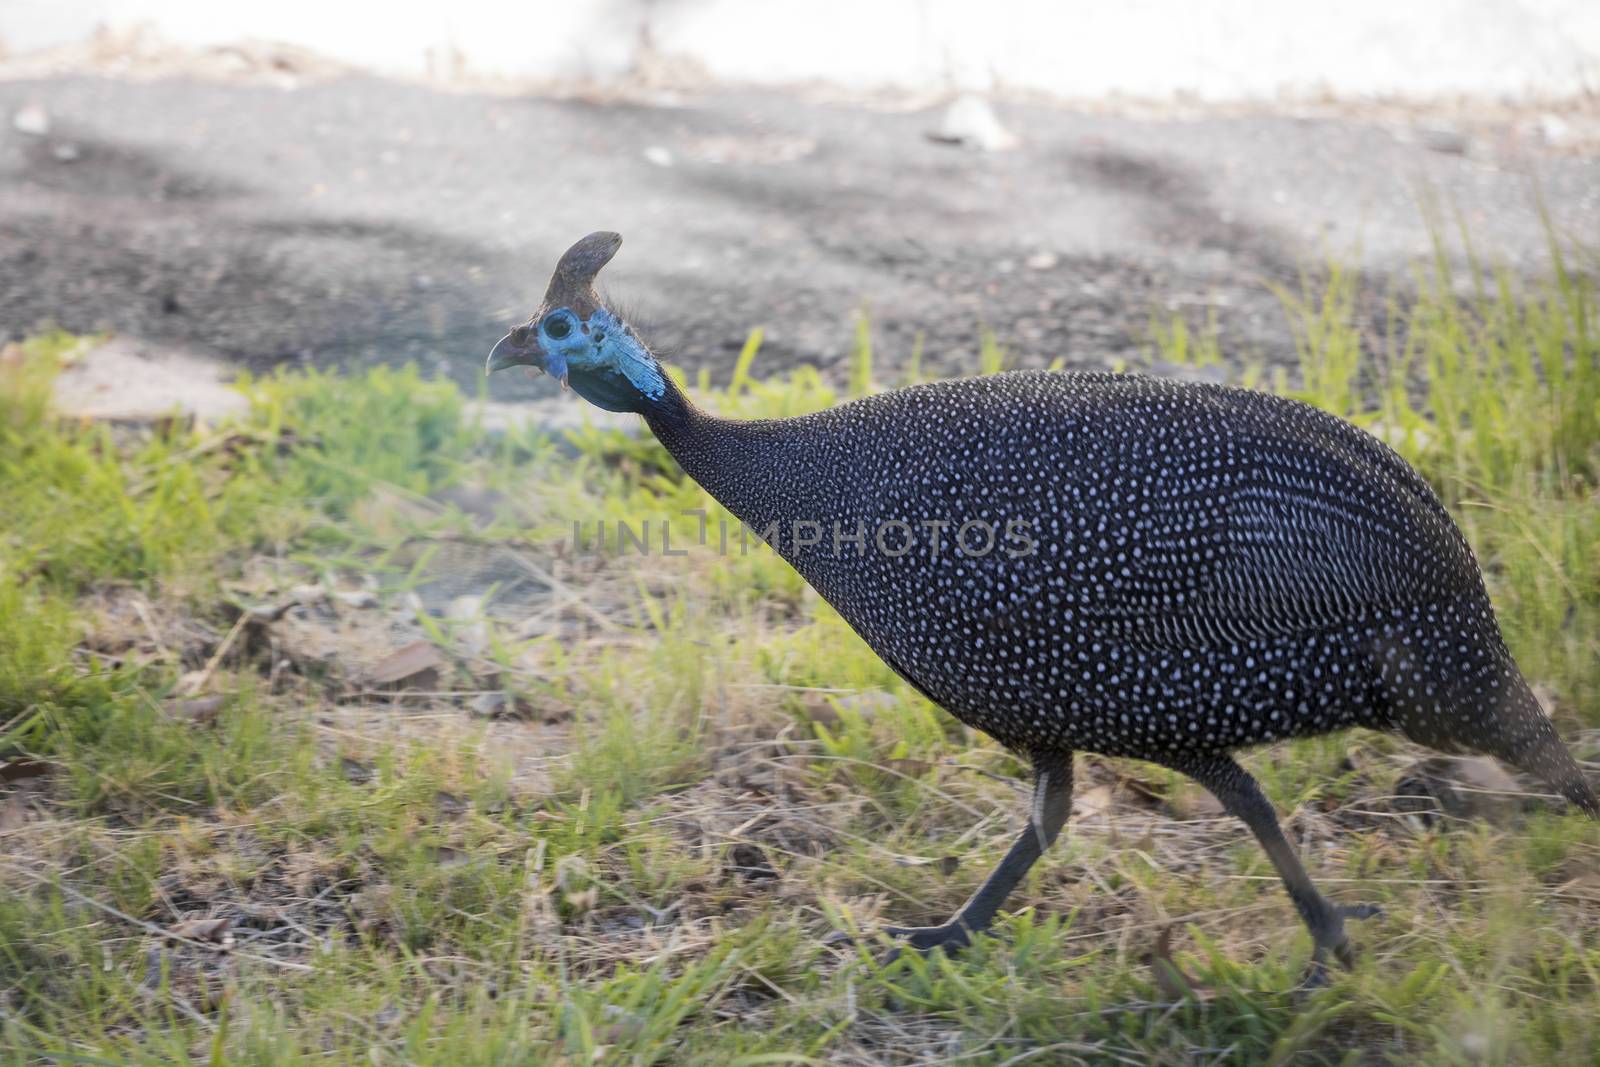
488;232;1598;983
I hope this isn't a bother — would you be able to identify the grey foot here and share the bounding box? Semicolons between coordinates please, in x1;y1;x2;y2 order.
1301;903;1383;988
824;920;979;960
880;922;976;954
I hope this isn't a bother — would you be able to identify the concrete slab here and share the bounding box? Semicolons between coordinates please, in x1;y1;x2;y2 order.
52;335;248;423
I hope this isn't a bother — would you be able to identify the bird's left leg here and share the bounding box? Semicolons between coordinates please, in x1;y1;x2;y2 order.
1171;752;1380;986
875;749;1074;953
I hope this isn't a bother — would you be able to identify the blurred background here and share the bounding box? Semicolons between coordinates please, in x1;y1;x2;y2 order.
4;1;1598;417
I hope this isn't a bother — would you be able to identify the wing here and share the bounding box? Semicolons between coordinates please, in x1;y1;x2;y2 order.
841;377;1481;653
1093;422;1479;648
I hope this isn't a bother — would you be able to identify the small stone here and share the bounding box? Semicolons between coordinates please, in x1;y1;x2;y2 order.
643;145;673;167
449;594;490;656
12;104;49;136
1418;126;1468;155
471;691;510;717
1539;113;1571;145
927;94;1018;152
1026;250;1059;271
1538;113;1600;149
51;142;82;163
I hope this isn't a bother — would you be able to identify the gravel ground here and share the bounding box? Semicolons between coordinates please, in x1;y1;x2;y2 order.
3;65;1597;402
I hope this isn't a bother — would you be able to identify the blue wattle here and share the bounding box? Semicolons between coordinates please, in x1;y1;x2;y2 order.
586;309;666;400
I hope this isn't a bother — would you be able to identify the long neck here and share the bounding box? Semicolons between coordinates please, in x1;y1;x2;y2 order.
640;376;805;533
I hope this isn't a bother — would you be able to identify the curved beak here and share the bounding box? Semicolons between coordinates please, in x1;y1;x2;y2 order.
486;331;541;375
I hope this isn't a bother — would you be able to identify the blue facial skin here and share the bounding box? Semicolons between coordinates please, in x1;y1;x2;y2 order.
538;307;666;411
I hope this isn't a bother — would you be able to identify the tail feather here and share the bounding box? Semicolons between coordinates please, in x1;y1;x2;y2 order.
1385;627;1595;817
1496;690;1598;818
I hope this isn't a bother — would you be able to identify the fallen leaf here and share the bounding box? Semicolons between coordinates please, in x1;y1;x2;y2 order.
163;694;227;726
1117;774;1171;808
368;640;446;688
1395;755;1528;821
167;916;233;943
1452;755;1522;798
564;887;599;913
1166;786;1225;820
0;758;57;785
1073;784;1114;820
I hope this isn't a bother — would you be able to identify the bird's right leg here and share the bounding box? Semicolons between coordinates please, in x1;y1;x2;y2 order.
872;749;1074;954
1172;752;1381;986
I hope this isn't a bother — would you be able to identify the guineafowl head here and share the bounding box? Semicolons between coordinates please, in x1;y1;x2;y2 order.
486;231;667;413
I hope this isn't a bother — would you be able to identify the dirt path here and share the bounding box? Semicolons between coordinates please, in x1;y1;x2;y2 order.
4;70;1597;407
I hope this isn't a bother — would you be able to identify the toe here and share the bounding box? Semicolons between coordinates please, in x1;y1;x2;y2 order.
882;923;973;953
1298;960;1332;990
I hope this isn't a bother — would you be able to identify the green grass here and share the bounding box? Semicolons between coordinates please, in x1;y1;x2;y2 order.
1;227;1599;1065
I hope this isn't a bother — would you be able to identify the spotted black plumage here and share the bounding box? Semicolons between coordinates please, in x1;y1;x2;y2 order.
489;233;1598;983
